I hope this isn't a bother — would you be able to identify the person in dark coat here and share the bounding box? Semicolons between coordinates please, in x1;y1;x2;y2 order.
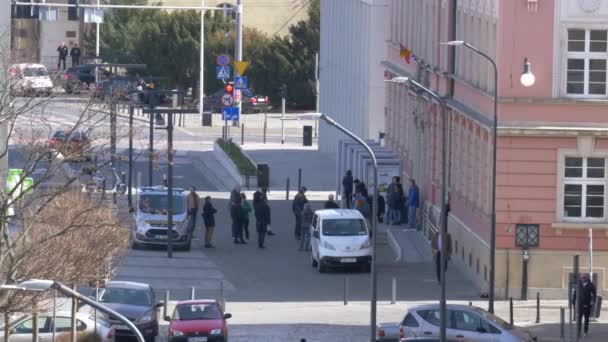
387;177;404;225
241;193;252;240
70;44;81;66
201;196;217;248
292;187;308;240
324;194;340;209
253;192;271;249
230;197;246;244
57;42;68;70
342;170;353;208
573;273;597;337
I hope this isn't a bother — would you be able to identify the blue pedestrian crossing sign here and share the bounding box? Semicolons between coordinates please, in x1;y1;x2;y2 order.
222;107;240;121
234;76;248;90
216;66;230;79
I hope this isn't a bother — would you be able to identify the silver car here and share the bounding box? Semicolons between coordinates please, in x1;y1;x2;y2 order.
395;304;537;342
0;311;114;342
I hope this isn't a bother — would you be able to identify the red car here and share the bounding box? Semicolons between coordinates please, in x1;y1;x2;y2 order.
47;130;91;161
166;300;232;342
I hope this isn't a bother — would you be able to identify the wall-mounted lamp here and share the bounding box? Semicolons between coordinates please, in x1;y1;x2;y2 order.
520;57;536;87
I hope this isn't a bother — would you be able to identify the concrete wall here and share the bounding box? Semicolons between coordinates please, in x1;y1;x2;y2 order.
319;0;388;154
40;3;80;70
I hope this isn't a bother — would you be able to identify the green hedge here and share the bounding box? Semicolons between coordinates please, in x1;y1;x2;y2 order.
217;139;257;176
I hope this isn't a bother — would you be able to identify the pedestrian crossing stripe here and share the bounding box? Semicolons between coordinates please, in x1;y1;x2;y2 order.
216;66;230;79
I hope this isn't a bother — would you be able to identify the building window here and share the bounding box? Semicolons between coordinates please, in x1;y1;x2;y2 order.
566;29;608;96
562;156;605;219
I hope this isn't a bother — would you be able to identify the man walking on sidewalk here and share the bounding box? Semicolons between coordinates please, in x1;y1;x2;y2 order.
432;228;452;284
406;179;420;229
253;192;271;249
202;196;217;248
573;273;597;337
292;187;308;240
187;187;200;231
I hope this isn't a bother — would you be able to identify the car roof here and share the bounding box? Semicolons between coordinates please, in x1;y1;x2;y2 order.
13;63;46;69
105;281;151;290
314;209;364;219
408;303;486;311
138;186;185;194
175;300;219;306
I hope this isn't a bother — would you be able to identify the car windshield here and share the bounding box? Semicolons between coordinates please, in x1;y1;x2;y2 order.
99;287;151;306
322;219;367;236
472;307;512;329
175;304;221;320
139;194;186;215
53;131;67;139
23;67;48;77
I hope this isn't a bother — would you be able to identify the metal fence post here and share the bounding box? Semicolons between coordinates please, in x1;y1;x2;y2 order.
163;290;170;319
4;311;9;342
298;168;302;191
220;280;226;311
536;292;540;323
286;178;290;200
343;277;349;305
190;287;195;300
509;297;513;325
391;277;397;304
560;307;565;340
241;123;244;145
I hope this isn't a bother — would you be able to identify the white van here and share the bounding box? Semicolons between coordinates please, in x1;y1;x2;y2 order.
310;209;372;273
8;63;53;97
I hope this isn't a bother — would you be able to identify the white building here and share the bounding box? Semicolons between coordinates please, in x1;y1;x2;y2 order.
318;0;388;153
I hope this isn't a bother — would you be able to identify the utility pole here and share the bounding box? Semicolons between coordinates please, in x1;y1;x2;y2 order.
167;113;174;258
314;52;319;138
148;111;154;186
233;0;243;126
128;104;134;208
198;0;205;122
281;84;286;145
95;0;100;84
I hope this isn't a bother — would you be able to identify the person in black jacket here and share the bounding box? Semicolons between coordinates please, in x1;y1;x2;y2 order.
70;44;81;66
324;194;340;209
573;273;597;337
230;197;246;244
342;170;353;208
253;191;271;249
57;42;68;70
201;196;217;248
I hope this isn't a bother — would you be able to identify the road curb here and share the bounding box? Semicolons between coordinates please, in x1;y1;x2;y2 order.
386;228;402;263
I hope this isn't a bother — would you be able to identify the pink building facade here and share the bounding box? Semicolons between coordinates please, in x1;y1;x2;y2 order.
383;0;608;298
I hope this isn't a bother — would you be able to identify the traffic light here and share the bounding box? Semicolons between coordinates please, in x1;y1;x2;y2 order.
225;83;234;95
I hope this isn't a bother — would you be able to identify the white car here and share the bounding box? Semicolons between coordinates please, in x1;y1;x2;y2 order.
0;311;114;342
396;304;537;342
310;209;372;273
8;63;53;97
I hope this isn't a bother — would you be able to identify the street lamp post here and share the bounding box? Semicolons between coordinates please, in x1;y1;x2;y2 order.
0;280;144;342
295;113;378;342
387;77;448;342
442;41;534;313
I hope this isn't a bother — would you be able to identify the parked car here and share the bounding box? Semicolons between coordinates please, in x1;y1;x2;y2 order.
47;130;91;161
310;209;372;273
97;281;163;342
131;186;192;250
8;63;53;97
0;311;114;342
392;304;536;342
166;300;232;342
63;64;111;94
95;78;139;101
204;87;270;114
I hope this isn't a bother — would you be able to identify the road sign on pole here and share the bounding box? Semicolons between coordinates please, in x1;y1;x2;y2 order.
234;76;248;89
221;93;234;107
222;107;240;121
234;61;249;75
216;54;230;66
216;66;230;79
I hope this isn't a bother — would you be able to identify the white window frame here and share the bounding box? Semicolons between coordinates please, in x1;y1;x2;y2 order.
557;150;608;222
563;26;608;98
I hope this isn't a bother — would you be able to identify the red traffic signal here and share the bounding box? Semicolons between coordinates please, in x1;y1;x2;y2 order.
225;84;234;94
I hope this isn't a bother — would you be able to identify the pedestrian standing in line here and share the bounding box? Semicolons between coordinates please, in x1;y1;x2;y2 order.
57;42;68;70
406;179;420;230
299;203;313;251
70;43;81;66
292;187;308;240
431;228;452;284
231;197;246;244
573;273;597;338
387;177;404;225
324;194;340;209
186;186;200;231
261;187;275;236
241;193;252;241
353;188;370;220
253;192;271;249
342;170;353;208
202;196;217;248
230;184;241;208
369;192;386;223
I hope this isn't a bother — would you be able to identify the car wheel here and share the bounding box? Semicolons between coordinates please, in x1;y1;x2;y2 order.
144;335;155;342
317;255;326;273
183;239;192;252
130;234;140;250
311;254;318;268
363;264;371;273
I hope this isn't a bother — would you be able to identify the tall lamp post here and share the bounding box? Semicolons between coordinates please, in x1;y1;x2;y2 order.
442;41;535;312
0;280;144;342
296;113;378;342
387;76;448;342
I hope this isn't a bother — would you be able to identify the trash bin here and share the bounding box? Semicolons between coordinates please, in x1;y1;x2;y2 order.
257;163;269;189
202;112;212;126
303;125;313;146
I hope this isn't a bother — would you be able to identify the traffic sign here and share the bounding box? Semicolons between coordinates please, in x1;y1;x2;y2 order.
221;93;234;106
222;107;240;121
234;76;248;90
235;61;250;75
216;66;230;79
216;54;230;66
